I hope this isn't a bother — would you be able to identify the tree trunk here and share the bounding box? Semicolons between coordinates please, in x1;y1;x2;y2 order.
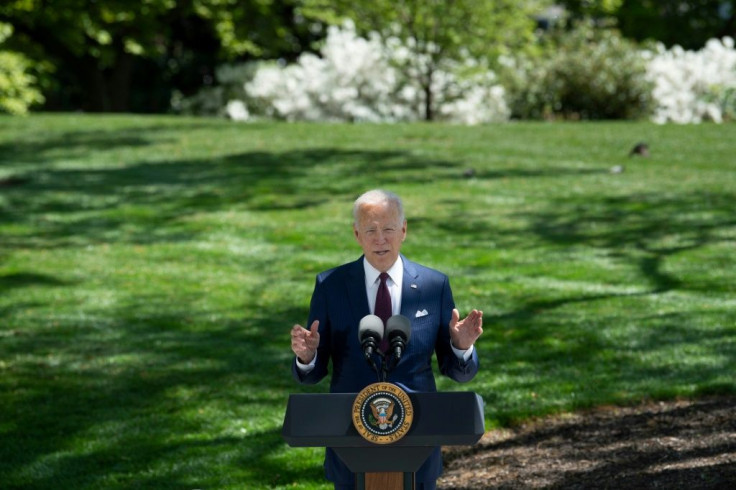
424;85;434;121
109;51;133;112
423;68;434;121
75;53;133;112
78;59;109;112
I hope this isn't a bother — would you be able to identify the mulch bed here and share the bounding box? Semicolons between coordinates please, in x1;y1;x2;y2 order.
439;396;736;489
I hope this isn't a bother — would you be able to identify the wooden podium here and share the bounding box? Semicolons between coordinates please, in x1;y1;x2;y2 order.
282;390;484;489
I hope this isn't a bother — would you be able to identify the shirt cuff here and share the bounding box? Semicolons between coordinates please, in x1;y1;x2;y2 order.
451;343;474;362
296;353;317;373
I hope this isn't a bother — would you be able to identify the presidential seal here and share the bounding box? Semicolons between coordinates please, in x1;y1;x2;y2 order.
352;382;414;444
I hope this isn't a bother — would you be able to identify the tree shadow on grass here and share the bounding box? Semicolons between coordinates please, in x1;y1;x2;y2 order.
0;132;152;165
459;166;607;181
0;292;329;488
434;187;735;332
0;272;72;292
523;192;736;292
0;120;228;166
1;147;459;250
239;428;327;488
444;188;736;307
431;189;736;422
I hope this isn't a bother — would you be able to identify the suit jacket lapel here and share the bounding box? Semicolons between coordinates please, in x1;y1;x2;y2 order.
400;255;422;318
346;257;370;327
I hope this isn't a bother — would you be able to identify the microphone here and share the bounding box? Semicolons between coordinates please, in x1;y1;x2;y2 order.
386;315;411;362
358;314;385;360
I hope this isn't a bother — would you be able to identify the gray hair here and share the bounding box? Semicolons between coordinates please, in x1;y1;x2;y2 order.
353;189;405;224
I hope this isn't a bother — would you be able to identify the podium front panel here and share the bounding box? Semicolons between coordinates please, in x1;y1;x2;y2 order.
282;391;484;448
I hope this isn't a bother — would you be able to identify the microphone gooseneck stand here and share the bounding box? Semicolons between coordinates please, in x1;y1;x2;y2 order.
379;338;405;382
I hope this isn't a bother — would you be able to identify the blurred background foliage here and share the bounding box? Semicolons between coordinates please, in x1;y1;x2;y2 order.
498;20;655;120
0;1;734;116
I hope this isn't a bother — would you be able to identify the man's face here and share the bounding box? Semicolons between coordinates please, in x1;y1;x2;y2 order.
354;201;407;272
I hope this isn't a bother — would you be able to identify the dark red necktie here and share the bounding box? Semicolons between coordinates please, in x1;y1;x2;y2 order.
375;272;392;353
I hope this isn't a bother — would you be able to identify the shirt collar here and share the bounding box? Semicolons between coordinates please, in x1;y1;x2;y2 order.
363;255;404;286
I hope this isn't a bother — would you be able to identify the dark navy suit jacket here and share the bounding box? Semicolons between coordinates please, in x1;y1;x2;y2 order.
292;255;479;484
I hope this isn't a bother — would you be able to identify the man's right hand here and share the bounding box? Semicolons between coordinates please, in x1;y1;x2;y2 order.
290;320;320;364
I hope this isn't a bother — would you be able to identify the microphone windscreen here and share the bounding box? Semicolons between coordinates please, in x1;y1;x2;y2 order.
386;315;411;342
359;314;385;339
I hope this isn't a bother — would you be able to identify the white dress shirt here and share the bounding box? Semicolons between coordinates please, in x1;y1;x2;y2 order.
363;256;403;316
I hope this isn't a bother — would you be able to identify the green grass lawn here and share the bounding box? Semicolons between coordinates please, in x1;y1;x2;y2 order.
1;114;734;489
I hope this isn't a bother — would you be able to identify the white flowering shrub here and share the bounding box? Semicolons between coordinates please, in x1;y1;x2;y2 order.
437;79;510;124
229;24;415;122
181;22;509;124
644;37;736;123
171;62;259;120
175;21;736;125
247;30;409;122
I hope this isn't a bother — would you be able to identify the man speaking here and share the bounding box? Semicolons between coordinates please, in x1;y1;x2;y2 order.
290;189;484;490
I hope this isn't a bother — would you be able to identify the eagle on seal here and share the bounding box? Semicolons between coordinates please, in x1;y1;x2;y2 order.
370;399;395;428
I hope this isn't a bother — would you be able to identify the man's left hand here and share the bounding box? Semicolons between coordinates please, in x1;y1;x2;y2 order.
449;308;483;351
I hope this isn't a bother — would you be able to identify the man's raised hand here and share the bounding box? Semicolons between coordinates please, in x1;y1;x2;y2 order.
449;309;483;351
290;320;320;364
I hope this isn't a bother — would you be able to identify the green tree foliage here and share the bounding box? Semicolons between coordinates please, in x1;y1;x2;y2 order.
616;0;735;49
501;21;653;120
546;22;653;120
300;0;549;120
0;0;318;112
557;0;625;17
0;52;44;115
1;0;178;111
559;0;736;50
0;23;44;114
